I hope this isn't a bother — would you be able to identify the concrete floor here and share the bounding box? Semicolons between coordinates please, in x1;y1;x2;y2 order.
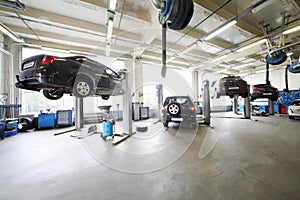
0;113;300;200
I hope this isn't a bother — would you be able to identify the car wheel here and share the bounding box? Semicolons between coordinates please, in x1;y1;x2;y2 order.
18;117;33;131
73;77;93;98
229;95;234;98
289;116;294;119
43;90;64;100
216;92;220;98
101;95;110;100
167;102;181;117
163;120;169;127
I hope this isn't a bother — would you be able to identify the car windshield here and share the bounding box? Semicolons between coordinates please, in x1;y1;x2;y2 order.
168;97;190;105
105;67;119;78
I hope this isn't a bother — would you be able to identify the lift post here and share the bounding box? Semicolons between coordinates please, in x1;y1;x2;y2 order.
203;80;211;125
244;85;251;119
268;99;274;115
75;97;84;130
156;84;163;121
233;94;239;115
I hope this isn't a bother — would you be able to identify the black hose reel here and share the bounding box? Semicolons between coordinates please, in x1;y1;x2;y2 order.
152;0;194;77
158;0;194;30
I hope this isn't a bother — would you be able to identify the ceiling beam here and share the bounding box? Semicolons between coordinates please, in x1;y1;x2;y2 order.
193;0;262;36
80;0;152;23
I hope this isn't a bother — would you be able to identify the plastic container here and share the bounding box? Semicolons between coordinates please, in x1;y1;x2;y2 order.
103;120;113;137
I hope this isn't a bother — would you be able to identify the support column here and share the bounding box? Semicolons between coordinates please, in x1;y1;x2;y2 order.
2;37;22;105
192;71;199;100
123;60;133;134
133;60;143;103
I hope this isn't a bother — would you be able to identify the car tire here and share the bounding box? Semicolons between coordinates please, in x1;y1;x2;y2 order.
18;117;33;131
73;77;93;98
167;102;181;117
216;92;220;98
43;90;64;100
288;116;294;119
101;95;110;100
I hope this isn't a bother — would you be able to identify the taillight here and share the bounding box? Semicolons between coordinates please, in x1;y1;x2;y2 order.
162;106;166;113
253;87;259;92
189;106;195;113
41;55;56;65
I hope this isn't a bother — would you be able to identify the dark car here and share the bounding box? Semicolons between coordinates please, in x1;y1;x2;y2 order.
216;76;249;98
162;96;196;128
15;54;124;100
251;84;278;101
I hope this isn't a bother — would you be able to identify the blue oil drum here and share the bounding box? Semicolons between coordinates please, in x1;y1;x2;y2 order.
103;120;113;137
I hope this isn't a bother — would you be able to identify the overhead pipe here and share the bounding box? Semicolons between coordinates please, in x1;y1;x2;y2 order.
0;0;25;11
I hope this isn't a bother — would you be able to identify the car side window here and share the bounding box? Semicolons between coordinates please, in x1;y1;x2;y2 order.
105;67;119;78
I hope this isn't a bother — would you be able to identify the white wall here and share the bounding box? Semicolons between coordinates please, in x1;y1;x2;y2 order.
245;69;300;91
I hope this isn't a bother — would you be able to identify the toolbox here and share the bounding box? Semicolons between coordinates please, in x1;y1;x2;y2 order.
38;113;56;129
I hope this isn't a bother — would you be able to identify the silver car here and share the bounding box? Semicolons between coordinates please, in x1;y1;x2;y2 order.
288;99;300;119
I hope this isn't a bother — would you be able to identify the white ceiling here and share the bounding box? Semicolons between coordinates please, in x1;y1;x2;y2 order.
0;0;299;76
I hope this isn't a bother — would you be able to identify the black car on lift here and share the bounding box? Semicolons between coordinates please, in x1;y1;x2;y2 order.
15;54;124;100
162;96;196;128
250;84;278;101
216;76;249;98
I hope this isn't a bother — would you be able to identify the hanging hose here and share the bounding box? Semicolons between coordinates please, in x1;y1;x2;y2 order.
162;23;167;77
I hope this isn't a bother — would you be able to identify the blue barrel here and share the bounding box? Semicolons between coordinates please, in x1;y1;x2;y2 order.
103;120;113;137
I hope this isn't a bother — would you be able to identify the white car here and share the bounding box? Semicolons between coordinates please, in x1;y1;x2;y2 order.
288;99;300;119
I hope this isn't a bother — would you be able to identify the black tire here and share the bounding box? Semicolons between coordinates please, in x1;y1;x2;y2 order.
32;117;38;129
288;116;294;119
216;92;220;98
19;117;33;131
73;76;93;98
101;95;110;100
43;90;64;100
229;95;234;98
167;102;181;117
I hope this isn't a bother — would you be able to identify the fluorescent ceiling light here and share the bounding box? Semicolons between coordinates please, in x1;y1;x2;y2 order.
283;25;300;35
106;19;114;42
237;39;266;52
212;55;228;63
109;0;117;11
251;0;273;14
0;22;23;43
204;20;237;41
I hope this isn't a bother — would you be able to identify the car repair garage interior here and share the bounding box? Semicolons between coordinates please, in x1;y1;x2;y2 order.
1;0;300;199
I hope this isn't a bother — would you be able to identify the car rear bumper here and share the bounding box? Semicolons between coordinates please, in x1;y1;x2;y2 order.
164;114;196;123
